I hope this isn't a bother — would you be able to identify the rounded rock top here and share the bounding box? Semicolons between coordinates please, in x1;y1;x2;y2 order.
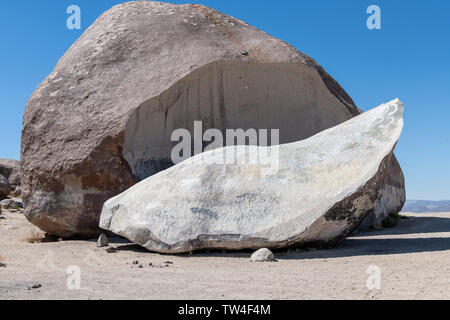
251;248;275;262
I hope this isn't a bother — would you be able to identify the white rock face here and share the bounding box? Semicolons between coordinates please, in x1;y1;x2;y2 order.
251;248;275;262
100;99;404;253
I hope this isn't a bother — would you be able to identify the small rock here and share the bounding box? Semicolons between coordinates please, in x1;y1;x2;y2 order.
132;260;139;265
250;248;275;262
97;233;109;247
0;263;6;268
105;247;116;253
31;283;42;289
0;199;14;210
138;265;143;269
164;261;173;265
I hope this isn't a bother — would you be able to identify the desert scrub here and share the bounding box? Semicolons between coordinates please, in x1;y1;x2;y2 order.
382;212;409;228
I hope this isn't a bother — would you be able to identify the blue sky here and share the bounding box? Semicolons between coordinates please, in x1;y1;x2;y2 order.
1;0;449;200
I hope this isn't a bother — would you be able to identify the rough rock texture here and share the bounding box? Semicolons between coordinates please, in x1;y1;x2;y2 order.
0;159;20;189
251;249;275;262
100;99;404;253
21;1;404;237
0;175;10;201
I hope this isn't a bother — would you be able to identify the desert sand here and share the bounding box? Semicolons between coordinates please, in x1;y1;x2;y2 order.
1;207;449;300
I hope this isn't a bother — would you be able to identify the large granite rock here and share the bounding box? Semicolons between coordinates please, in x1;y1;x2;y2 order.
0;159;20;189
21;1;404;237
0;175;10;201
100;99;404;253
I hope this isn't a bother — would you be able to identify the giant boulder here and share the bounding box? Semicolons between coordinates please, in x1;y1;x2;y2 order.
100;99;404;253
21;1;404;238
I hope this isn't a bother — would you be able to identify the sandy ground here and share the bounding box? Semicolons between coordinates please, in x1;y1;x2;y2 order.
1;205;449;300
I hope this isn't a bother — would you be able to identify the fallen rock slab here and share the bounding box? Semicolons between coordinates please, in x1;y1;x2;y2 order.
100;99;404;253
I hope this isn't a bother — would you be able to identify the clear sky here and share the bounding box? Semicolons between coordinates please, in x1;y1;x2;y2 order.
1;0;449;200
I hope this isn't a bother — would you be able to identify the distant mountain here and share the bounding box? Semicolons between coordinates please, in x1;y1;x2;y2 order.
402;200;450;213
